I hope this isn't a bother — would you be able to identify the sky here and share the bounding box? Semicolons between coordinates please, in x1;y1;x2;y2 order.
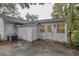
17;3;53;20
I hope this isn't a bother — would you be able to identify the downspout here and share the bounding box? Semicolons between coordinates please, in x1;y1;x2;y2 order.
36;15;38;40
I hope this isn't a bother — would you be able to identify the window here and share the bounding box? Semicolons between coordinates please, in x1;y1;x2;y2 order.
40;25;45;32
47;25;51;32
57;22;65;33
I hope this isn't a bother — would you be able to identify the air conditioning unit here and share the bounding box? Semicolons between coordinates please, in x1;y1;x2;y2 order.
7;34;17;42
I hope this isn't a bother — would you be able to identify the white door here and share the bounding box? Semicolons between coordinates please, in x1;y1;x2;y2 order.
17;27;27;40
26;27;32;41
17;26;32;41
46;24;54;40
32;26;38;41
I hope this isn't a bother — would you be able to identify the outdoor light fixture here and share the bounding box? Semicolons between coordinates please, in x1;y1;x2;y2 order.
54;24;56;28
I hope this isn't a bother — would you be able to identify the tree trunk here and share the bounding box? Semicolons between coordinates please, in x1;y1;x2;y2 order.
68;32;72;47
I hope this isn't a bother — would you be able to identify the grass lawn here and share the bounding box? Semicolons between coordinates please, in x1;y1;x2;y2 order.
0;40;8;46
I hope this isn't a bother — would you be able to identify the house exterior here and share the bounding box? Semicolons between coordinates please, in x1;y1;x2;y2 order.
38;19;67;42
0;14;27;40
0;14;68;42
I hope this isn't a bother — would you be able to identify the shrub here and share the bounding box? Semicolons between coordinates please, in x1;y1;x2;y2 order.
0;40;8;46
72;31;79;47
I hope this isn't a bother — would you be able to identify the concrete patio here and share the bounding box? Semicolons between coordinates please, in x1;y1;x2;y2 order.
0;40;78;56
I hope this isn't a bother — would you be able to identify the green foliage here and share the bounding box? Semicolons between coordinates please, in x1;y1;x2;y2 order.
76;5;79;11
0;3;30;17
52;3;79;46
0;40;8;46
52;3;79;32
72;31;79;47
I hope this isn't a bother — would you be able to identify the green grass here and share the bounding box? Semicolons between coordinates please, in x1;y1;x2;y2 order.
0;40;8;46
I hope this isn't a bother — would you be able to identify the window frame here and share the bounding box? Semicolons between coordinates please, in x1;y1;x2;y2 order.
57;22;65;33
47;25;52;32
40;24;45;32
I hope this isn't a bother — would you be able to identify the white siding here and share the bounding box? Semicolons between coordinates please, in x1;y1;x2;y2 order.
38;22;67;42
32;26;38;41
17;26;33;41
4;23;15;40
17;25;38;42
38;23;54;40
17;22;67;42
17;27;27;40
0;17;4;40
38;24;47;40
54;22;67;42
26;27;32;41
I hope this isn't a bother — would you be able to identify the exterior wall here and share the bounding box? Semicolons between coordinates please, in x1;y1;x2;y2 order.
0;17;4;40
38;23;54;40
17;25;38;42
2;20;67;42
3;21;67;42
32;25;38;41
27;27;32;41
54;22;67;42
17;26;33;41
38;22;67;42
38;24;47;40
4;23;16;40
17;26;27;40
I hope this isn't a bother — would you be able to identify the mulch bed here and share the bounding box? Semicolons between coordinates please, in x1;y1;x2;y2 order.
32;39;79;51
